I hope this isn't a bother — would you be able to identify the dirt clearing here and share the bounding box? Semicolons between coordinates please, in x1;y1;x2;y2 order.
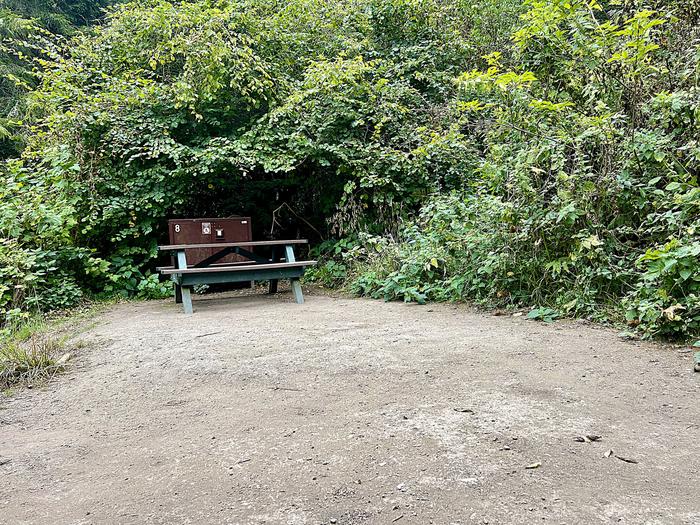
1;290;699;524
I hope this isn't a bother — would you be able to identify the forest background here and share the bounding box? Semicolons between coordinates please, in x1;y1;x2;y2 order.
1;0;699;342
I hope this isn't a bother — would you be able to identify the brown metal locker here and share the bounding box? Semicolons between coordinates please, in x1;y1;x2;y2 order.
167;217;253;267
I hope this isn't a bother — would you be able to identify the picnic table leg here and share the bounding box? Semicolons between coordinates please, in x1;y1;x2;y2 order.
290;279;304;304
180;286;194;315
269;246;279;294
285;245;304;304
176;250;193;313
174;253;183;303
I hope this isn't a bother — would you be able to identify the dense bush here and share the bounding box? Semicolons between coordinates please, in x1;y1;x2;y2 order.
0;151;108;326
347;0;700;339
1;0;518;327
1;0;699;341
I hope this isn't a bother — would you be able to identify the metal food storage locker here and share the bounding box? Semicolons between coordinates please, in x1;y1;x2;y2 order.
167;217;253;266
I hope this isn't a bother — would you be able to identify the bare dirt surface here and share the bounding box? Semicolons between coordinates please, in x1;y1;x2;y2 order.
1;289;699;525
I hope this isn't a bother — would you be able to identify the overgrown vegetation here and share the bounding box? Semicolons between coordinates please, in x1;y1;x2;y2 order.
0;333;66;390
0;300;106;391
0;1;118;158
1;0;699;341
317;0;700;340
0;309;73;390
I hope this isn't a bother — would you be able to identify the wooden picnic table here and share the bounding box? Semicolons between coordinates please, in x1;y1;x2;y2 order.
158;240;316;314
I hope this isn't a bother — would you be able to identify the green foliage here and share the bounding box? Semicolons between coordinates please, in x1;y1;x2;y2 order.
348;0;700;340
25;0;508;251
0;1;117;323
2;0;699;341
623;240;700;338
0;152;109;325
526;308;560;323
0;0;520;327
2;1;116;29
304;238;358;287
0;1;119;158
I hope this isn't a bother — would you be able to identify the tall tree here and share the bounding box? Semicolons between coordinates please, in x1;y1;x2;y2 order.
0;0;118;157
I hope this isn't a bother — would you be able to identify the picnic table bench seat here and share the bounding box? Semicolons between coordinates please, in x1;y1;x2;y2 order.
160;261;316;275
158;240;316;314
156;259;293;272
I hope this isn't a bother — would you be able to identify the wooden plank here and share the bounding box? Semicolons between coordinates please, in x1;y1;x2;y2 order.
159;240;308;251
157;260;270;271
290;279;304;304
181;286;193;315
176;250;188;269
178;267;307;286
285;245;304;303
269;246;280;294
175;251;188;306
161;261;316;275
284;244;297;263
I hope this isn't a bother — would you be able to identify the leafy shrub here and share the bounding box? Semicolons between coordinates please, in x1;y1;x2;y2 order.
136;273;173;300
624;240;700;338
0;156;109;327
2;0;699;343
348;0;700;340
348;193;617;309
304;238;361;286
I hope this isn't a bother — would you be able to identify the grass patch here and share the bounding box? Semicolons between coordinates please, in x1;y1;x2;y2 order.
0;296;131;392
0;300;107;392
0;335;70;390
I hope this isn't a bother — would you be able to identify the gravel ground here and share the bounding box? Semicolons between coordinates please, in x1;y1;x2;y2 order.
1;288;699;525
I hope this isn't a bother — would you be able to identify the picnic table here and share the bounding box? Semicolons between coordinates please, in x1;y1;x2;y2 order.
158;240;316;314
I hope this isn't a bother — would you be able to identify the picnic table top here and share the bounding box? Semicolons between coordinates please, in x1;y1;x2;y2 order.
158;239;309;251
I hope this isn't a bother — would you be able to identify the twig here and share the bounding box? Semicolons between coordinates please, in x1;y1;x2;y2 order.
270;202;325;240
194;331;223;339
